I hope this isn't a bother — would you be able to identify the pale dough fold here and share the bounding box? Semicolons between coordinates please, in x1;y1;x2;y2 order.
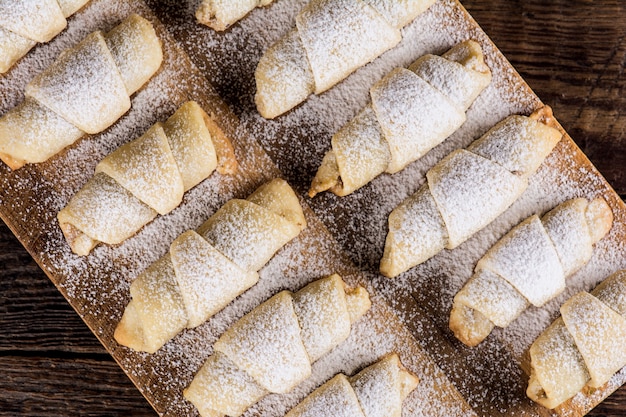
196;0;274;31
255;0;436;119
114;179;306;353
197;198;302;272
103;13;163;95
380;107;563;278
292;273;352;362
57;0;89;16
289;374;366;417
0;0;89;74
0;14;162;169
286;354;419;417
184;274;372;417
214;291;312;393
309;40;492;197
0;0;66;43
450;197;613;346
26;31;130;133
170;231;258;328
58;100;237;256
527;270;626;409
0;26;37;74
96;123;184;215
428;149;527;248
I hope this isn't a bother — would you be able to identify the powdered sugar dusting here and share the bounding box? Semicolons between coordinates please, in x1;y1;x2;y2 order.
26;30;131;134
296;0;400;94
154;0;626;414
1;0;625;416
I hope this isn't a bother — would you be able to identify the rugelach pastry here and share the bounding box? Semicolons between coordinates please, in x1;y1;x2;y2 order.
0;14;162;170
450;197;613;346
114;178;305;353
255;0;436;119
58;100;237;256
527;270;626;409
196;0;275;31
0;0;90;73
309;40;492;197
286;354;418;417
184;274;371;417
380;107;563;278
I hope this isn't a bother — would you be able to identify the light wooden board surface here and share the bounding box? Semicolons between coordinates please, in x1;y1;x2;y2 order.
1;0;626;416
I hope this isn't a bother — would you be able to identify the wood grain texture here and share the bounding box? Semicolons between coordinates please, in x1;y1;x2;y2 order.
0;222;156;416
1;0;625;416
462;2;626;415
463;0;626;198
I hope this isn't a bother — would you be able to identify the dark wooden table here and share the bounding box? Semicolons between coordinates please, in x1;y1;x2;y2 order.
1;1;625;416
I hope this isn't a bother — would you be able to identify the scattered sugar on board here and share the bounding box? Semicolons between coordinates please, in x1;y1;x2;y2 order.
146;0;625;412
1;0;625;416
157;0;543;275
0;0;264;345
164;0;626;409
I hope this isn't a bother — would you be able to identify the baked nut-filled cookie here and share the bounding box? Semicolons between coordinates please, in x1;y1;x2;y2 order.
309;40;492;197
184;274;371;417
114;179;305;353
381;107;563;278
450;197;613;346
527;270;626;409
255;0;436;119
58;101;237;256
0;14;162;169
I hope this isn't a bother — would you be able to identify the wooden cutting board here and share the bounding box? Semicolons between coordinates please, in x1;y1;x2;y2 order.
1;0;625;416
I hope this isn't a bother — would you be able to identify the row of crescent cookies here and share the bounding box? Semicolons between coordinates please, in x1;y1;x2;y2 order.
1;1;624;416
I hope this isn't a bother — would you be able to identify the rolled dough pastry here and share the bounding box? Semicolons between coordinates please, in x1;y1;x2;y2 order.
450;197;613;346
114;178;306;353
196;0;275;31
184;273;371;417
286;354;419;417
380;107;563;278
527;270;626;409
58;100;237;256
0;14;162;170
255;0;436;119
0;0;90;73
309;40;492;197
